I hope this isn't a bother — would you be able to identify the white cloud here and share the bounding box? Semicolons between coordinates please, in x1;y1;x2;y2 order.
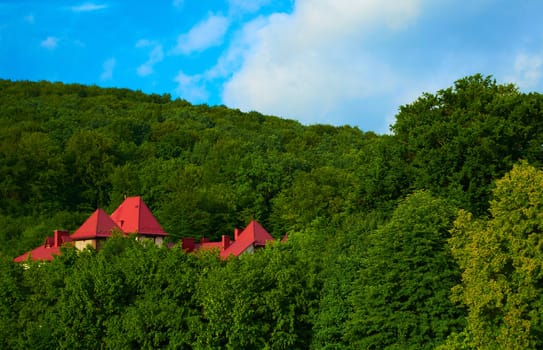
40;36;59;50
174;71;209;102
507;52;543;90
171;18;263;105
228;0;273;14
173;14;230;55
136;41;164;77
71;3;108;13
221;0;422;126
24;14;35;23
135;39;153;48
100;58;116;81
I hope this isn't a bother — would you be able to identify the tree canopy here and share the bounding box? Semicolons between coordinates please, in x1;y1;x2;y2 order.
449;162;543;349
1;76;543;348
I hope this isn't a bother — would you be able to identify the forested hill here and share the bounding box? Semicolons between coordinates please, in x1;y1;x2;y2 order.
0;78;390;256
2;75;543;349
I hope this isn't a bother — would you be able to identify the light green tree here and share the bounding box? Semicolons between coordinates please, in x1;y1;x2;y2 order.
449;162;543;349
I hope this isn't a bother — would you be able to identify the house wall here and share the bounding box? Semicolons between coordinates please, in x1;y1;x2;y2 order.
154;236;164;247
243;244;255;254
135;235;164;247
74;238;108;250
74;239;97;250
75;236;164;251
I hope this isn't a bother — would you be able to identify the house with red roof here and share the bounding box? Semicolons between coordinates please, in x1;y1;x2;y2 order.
110;196;168;247
13;230;72;263
180;220;276;259
71;208;121;250
14;196;168;262
220;220;275;259
14;196;279;262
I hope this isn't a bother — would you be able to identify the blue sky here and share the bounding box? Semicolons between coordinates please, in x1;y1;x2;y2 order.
2;0;543;133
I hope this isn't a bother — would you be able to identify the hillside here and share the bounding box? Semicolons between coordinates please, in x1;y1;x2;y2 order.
0;78;379;256
1;75;543;348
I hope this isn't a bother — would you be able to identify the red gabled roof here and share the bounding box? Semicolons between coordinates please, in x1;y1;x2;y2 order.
14;245;62;262
182;237;224;252
14;230;72;262
110;196;167;236
197;241;223;251
71;208;121;240
220;220;274;259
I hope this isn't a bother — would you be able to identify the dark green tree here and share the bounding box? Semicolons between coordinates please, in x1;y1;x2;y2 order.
195;243;317;349
392;74;543;215
346;191;465;349
0;256;26;350
308;213;384;350
64;129;115;210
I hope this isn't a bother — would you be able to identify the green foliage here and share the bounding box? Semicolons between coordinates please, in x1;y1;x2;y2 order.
41;237;203;349
195;242;317;349
64;130;115;210
309;213;384;350
449;162;543;349
0;256;26;349
352;133;412;212
271;166;357;232
2;76;543;348
345;191;465;349
393;74;543;215
1;79;382;247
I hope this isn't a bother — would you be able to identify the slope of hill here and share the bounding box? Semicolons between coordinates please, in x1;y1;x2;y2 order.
2;76;543;348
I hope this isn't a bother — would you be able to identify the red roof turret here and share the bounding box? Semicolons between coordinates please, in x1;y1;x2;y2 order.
71;208;121;240
220;220;274;259
110;196;167;236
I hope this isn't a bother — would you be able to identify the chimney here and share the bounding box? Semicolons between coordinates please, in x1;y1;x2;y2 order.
222;235;230;250
54;230;61;247
234;228;240;241
44;237;53;248
54;230;70;247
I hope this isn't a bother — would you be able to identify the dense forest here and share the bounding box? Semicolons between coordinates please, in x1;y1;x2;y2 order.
1;75;543;348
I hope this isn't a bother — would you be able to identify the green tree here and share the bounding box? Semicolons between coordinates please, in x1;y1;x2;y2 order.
0;131;65;215
352;133;411;212
392;74;543;215
346;191;465;349
309;213;384;350
64;130;115;210
14;246;78;349
0;257;26;350
271;166;357;231
103;240;201;349
195;243;317;349
449;162;543;349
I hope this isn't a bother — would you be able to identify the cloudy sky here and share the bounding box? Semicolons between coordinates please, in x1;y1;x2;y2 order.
2;0;543;133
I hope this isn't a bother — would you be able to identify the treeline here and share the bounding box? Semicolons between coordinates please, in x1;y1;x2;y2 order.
1;75;543;348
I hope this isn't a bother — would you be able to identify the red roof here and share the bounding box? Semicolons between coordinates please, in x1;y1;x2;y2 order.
14;196;170;263
220;220;274;259
197;241;223;251
14;245;62;262
110;196;167;236
14;230;72;262
71;208;121;240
